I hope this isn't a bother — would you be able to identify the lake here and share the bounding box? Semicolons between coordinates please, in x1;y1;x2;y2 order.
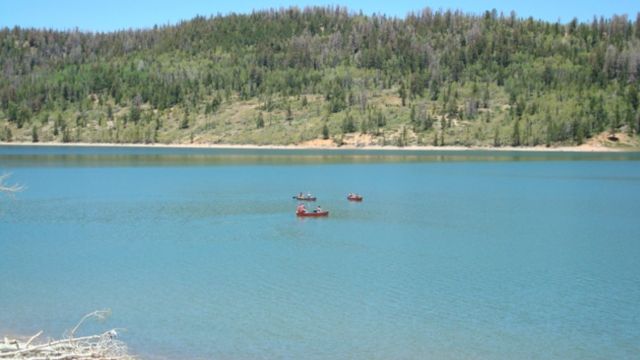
1;146;639;359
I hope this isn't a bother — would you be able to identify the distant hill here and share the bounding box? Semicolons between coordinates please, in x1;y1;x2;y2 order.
1;7;639;148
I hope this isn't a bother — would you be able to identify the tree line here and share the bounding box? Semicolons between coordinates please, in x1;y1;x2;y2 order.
1;6;639;146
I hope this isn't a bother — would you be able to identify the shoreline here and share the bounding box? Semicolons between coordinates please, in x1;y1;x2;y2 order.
0;141;636;153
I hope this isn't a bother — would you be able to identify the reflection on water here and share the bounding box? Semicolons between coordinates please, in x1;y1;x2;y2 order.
1;145;639;167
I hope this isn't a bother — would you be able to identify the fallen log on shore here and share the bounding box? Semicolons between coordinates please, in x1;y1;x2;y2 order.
0;310;134;360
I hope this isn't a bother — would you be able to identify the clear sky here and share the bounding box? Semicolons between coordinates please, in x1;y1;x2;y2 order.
1;0;638;32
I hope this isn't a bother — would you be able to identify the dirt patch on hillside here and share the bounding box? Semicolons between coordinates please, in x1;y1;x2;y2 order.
299;138;336;148
582;131;638;150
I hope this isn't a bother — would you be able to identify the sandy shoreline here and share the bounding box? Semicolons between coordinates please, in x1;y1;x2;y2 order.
0;141;636;152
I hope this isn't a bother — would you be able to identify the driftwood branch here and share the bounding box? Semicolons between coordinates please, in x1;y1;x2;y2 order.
68;309;111;338
0;172;25;196
24;330;43;348
0;311;134;359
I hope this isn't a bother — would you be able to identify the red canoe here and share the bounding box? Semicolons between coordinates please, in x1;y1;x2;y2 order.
296;210;329;217
347;195;363;201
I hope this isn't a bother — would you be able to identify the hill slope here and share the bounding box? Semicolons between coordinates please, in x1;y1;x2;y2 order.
1;7;639;148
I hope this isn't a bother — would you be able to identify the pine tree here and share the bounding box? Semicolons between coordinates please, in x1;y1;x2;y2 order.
322;124;329;139
1;126;12;142
399;81;407;107
628;85;639;112
180;109;190;129
286;103;293;124
342;113;356;133
32;126;39;143
512;119;521;146
129;103;141;123
256;112;265;128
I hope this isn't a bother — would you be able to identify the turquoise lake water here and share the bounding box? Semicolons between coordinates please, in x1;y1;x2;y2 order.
1;146;639;359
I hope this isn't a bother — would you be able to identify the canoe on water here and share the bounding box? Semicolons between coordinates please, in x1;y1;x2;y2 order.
296;210;329;217
293;195;317;201
347;194;363;201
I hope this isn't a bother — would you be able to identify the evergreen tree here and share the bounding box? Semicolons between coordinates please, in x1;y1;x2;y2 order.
1;126;12;142
256;112;265;128
286;103;293;124
32;126;39;143
180;108;190;129
399;81;407;107
322;124;329;139
494;127;501;147
129;103;141;123
628;85;639;112
512;119;521;146
342;113;356;133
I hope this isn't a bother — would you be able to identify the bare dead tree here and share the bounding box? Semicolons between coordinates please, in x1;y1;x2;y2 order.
0;309;134;359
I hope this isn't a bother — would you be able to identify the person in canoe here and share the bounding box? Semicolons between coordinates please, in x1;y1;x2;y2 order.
296;203;306;214
293;192;316;201
296;205;329;217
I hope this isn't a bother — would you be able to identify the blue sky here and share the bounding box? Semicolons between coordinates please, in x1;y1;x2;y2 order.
1;0;638;32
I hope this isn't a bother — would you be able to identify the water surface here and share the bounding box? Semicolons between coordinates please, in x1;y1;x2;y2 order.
1;146;639;359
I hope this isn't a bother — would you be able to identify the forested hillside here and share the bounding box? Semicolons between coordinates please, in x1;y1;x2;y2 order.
1;7;639;147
